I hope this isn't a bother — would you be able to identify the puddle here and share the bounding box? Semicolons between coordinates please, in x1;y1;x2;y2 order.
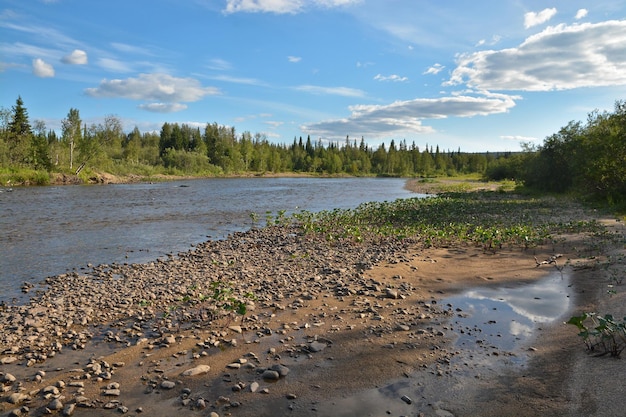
314;271;574;416
444;270;572;354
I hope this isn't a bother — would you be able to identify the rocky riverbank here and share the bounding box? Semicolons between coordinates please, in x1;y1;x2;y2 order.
1;193;625;417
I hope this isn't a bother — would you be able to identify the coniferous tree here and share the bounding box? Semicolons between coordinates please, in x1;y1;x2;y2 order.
7;96;33;165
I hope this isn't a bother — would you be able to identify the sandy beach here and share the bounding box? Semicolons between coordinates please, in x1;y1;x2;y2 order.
1;187;625;417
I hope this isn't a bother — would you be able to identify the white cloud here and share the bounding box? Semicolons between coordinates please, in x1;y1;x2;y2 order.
62;49;87;65
224;0;303;14
138;102;188;113
302;94;517;139
524;8;557;29
85;73;220;105
476;35;502;47
32;58;54;77
356;61;374;68
0;42;56;61
294;84;366;97
509;321;532;337
210;74;267;86
0;62;21;72
110;42;153;56
374;74;408;82
288;55;302;63
223;0;360;14
446;20;626;91
97;57;134;73
423;63;444;75
264;120;284;128
207;58;232;71
575;9;588;20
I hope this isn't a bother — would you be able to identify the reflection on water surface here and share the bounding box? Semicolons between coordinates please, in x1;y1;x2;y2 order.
444;271;571;352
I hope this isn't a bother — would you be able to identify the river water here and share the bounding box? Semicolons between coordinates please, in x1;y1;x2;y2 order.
0;177;414;301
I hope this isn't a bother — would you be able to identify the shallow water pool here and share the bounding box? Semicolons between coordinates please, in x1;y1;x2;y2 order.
444;270;572;352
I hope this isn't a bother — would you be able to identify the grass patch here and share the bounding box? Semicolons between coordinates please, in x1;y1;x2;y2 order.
0;167;50;186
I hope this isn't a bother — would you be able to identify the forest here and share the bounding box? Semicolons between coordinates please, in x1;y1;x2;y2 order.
1;96;625;206
0;96;503;179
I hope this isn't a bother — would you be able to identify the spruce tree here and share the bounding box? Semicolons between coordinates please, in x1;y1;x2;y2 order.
8;96;33;164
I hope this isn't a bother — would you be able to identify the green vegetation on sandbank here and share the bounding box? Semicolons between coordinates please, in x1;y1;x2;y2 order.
281;191;610;254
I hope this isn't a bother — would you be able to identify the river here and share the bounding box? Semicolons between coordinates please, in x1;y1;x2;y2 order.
0;177;415;302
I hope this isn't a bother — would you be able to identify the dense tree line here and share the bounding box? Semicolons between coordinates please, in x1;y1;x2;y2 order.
3;96;623;206
485;100;626;206
0;96;502;180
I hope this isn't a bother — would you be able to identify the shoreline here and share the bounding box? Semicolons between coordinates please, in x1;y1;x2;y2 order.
1;194;625;416
9;171;497;193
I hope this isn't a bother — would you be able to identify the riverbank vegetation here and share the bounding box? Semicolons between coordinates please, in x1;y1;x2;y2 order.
1;96;624;208
0;97;504;183
483;100;626;208
278;191;608;254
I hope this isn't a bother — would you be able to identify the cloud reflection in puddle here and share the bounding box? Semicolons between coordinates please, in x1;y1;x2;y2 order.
444;271;571;352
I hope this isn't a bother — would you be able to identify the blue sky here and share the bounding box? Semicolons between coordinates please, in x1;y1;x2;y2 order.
1;0;625;152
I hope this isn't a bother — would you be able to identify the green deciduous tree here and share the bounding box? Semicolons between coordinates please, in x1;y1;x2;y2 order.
30;119;51;170
61;108;82;170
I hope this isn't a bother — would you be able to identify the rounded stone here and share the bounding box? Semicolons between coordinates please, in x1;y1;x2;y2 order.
160;380;176;389
48;398;64;411
262;370;280;381
270;364;290;377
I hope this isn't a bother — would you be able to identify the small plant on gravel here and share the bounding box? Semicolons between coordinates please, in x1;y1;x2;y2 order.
208;281;256;327
567;312;626;357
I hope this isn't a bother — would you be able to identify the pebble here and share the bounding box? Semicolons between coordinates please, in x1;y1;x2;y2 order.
160;380;176;389
103;401;119;409
103;389;121;396
7;393;30;405
43;385;60;395
385;288;400;299
271;364;290;377
2;373;17;383
48;398;64;410
308;341;327;353
228;325;242;334
262;370;280;381
62;403;75;416
181;364;211;376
